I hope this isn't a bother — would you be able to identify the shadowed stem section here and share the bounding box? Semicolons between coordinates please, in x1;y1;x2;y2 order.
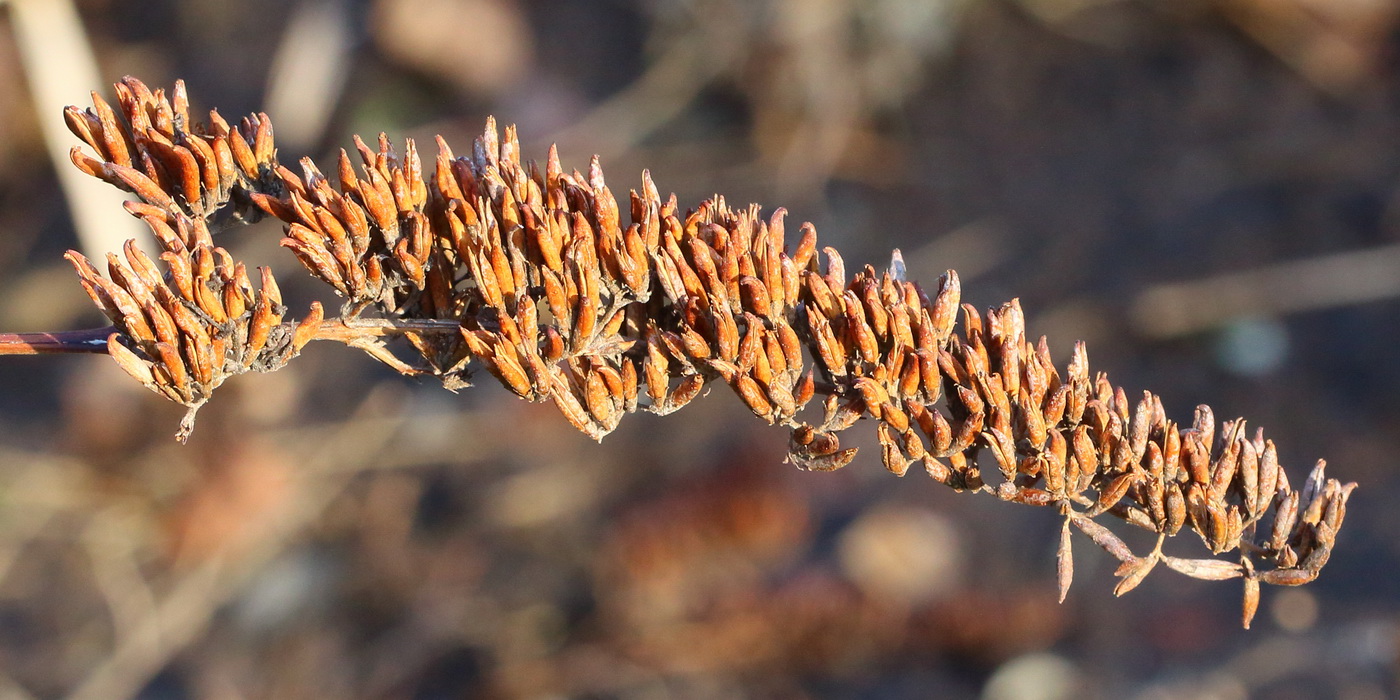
0;319;465;355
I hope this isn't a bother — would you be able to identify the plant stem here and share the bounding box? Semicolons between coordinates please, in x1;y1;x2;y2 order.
0;318;465;356
0;327;113;354
309;318;462;343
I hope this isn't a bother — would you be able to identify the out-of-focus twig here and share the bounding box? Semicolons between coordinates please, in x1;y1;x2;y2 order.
1130;243;1400;338
5;0;146;257
264;0;354;153
63;388;411;700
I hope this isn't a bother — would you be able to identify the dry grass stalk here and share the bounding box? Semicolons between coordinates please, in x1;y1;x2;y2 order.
0;77;1355;626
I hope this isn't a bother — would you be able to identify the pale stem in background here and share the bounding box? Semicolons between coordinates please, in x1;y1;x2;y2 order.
1131;242;1400;338
5;0;147;258
263;0;354;153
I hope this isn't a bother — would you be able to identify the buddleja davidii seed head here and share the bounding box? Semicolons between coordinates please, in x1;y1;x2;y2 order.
66;77;279;222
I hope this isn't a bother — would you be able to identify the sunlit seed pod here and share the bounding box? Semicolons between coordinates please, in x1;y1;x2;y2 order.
1298;460;1328;524
1193;404;1216;452
549;382;602;440
1127;392;1151;464
281;237;348;296
877;422;910;477
732;374;772;420
595;305;626;341
163;291;212;351
664;373;706;414
843;292;880;364
1238;439;1260;517
983;426;1016;479
68;147;120;187
850;376;888;411
1224;505;1245;551
519;352;553;396
1183;481;1209;535
926;270;959;342
588;365;622;401
806;308;846;377
1201;502;1228;553
244;305;274;369
1019;387;1048;450
738;276;770;318
1209;433;1243;503
860;280;889;340
619;358;639;411
246;193;298;222
671;324;708;360
153;340;192;397
394;238;427;289
1146;480;1167;531
909;402;942;446
185;330;216;388
707;308;737;362
291;301;323;354
803;270;838;320
1323;482;1355;534
63;106;104;154
252;112;275;165
90;92;133;167
888;351;918;400
949;410;983;457
570;287;598;350
1070;515;1135;563
1165;483;1187;536
222;270;248;320
1112;555;1158;597
228;127;259;178
494;347;536;399
881;401;910;434
1091;472;1137;516
643;358;669;406
146;131;202;211
149;365;184;405
752;332;785;382
786;368;812;408
1040;382;1067;429
923;456;956;486
211;135;237;192
360;168;400;236
109;162;178;211
139;296;180;350
1044;430;1067;495
183;135;221;204
1257;440;1280;514
1182;434;1209;485
107;334;155;387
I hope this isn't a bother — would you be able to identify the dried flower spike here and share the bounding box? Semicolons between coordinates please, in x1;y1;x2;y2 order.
1;76;1352;622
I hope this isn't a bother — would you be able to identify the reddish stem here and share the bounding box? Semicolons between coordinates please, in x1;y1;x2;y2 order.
0;319;466;356
0;327;115;355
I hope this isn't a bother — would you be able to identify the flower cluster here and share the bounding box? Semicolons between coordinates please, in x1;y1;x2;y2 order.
59;77;1352;624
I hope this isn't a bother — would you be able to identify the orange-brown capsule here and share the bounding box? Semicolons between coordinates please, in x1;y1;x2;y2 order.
291;301;323;353
107;334;155;388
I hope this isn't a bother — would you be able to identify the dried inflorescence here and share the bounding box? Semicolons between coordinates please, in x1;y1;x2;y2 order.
56;77;1353;625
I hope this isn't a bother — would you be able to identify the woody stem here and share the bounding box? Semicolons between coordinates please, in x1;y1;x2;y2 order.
0;318;465;356
0;327;115;354
309;318;463;343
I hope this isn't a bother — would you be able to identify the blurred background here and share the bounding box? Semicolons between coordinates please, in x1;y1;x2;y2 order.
0;0;1395;697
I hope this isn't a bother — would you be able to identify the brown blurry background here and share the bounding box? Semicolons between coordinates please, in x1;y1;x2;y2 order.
0;0;1395;698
